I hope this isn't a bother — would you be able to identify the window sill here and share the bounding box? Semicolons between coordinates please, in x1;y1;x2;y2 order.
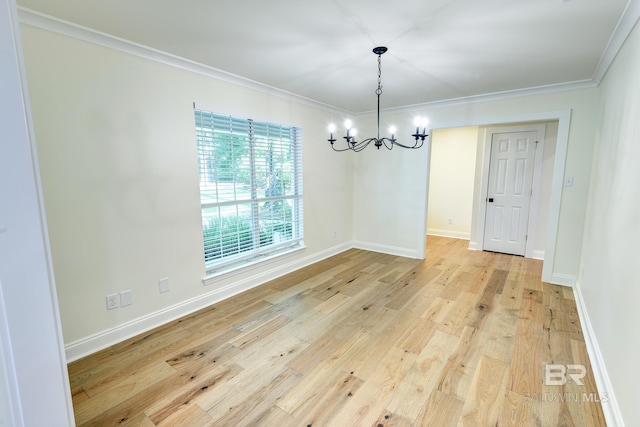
202;243;306;286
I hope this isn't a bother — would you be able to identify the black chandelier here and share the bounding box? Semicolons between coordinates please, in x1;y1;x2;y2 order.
328;46;429;152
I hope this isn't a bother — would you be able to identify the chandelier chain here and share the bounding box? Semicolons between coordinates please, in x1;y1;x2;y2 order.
376;54;383;96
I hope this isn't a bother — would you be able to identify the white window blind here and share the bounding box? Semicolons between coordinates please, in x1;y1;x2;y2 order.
194;108;303;274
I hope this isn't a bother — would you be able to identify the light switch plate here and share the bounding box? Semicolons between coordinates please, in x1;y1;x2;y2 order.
159;278;169;293
120;290;132;307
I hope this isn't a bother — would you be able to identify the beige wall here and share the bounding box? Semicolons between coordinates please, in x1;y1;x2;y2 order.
427;127;478;240
353;88;597;281
579;18;640;427
20;24;354;355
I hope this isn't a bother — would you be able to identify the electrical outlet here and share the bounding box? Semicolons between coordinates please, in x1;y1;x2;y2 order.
332;230;337;240
120;290;132;307
447;218;453;225
106;293;119;310
159;277;170;293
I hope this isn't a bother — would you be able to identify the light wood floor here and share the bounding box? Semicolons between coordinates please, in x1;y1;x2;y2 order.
69;236;606;426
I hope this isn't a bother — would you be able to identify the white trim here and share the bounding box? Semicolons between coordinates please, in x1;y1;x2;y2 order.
65;241;351;362
468;241;480;251
352;240;419;259
361;2;640;118
17;7;345;116
591;0;640;84
573;282;624;427
530;250;545;260
416;135;432;260
550;273;576;287
422;110;569;284
542;110;571;283
1;1;74;424
426;229;470;240
0;283;21;427
361;80;596;116
202;244;306;286
18;4;640;117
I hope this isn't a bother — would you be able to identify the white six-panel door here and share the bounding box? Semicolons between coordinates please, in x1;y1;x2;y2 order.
483;131;537;256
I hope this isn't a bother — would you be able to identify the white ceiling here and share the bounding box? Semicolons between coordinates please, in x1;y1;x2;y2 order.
17;0;631;113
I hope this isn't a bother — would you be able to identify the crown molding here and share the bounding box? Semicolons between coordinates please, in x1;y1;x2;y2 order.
17;3;640;117
359;79;598;116
17;7;347;115
591;0;640;83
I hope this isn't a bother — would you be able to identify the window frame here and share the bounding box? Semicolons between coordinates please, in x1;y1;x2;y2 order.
194;106;304;277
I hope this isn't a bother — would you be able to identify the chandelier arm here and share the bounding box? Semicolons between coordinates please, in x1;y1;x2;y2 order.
379;138;395;150
393;138;426;149
354;138;377;152
331;144;354;152
330;144;358;152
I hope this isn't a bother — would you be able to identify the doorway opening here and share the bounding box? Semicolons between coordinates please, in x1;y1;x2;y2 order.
424;117;563;282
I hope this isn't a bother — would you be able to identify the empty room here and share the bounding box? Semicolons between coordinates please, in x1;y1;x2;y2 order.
1;0;639;426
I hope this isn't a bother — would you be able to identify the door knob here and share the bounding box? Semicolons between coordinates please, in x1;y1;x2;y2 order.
488;198;494;203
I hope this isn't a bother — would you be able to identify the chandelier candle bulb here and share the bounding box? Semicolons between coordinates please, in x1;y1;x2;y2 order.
328;124;336;144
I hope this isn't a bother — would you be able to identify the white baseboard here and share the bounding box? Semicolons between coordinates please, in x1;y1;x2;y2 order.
64;242;352;362
550;273;576;287
573;281;624;426
465;242;543;260
530;249;545;260
352;240;419;259
427;229;471;240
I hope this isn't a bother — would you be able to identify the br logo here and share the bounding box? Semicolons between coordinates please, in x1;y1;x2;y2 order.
545;364;586;386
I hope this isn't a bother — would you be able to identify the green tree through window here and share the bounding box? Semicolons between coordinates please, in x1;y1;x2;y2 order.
194;108;303;274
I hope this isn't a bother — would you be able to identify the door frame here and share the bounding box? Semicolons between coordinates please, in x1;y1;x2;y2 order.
475;123;546;258
418;109;571;284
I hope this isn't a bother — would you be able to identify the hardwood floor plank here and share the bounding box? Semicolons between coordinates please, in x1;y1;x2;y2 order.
71;386;90;407
194;363;293;417
286;333;344;375
329;346;416;426
508;289;546;396
283;368;363;426
67;236;604;427
500;390;542;427
156;403;213;427
415;390;465;427
385;329;459;421
395;317;437;354
435;325;484;399
74;361;176;425
372;410;413;427
457;355;510;426
249;405;296;425
145;361;244;425
437;292;478;336
70;325;193;394
276;364;358;416
120;412;157;427
228;314;293;350
479;305;519;364
207;367;300;426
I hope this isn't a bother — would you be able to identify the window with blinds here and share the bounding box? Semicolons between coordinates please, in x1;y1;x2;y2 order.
194;107;304;275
